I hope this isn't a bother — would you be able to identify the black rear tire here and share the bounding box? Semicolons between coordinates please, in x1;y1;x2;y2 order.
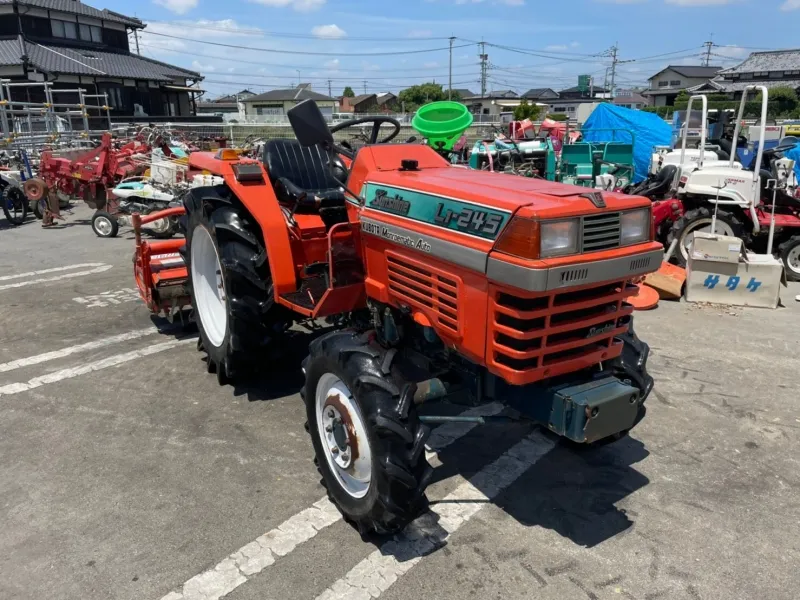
778;236;800;282
303;330;432;535
2;187;27;225
667;206;746;267
32;198;45;220
183;185;290;382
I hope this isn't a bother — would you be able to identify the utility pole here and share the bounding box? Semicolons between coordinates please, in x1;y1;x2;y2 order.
703;36;714;67
327;79;332;97
133;29;140;55
479;41;488;98
296;70;301;86
448;36;455;100
363;80;367;94
609;43;618;99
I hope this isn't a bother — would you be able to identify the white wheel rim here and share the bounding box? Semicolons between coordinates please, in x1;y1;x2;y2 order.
680;218;735;260
787;245;800;274
315;373;372;499
94;216;113;236
191;225;227;348
149;217;170;234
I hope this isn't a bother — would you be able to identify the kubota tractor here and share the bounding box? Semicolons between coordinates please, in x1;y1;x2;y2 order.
133;100;662;534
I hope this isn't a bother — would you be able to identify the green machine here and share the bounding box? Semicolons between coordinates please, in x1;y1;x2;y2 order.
411;101;474;157
559;128;635;189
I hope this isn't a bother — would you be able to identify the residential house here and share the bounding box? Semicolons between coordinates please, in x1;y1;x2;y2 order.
643;65;721;107
688;49;800;99
197;90;254;119
460;90;521;119
375;92;398;112
613;89;648;110
522;88;559;101
0;0;202;118
243;84;337;118
558;85;609;100
452;88;474;99
345;94;378;113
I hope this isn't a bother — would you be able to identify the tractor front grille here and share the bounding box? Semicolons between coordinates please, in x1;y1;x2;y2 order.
581;212;621;252
386;251;460;334
488;279;636;385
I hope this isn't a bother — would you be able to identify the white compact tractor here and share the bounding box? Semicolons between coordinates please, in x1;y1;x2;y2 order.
668;86;800;278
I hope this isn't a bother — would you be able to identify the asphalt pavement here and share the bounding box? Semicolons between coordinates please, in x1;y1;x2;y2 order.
1;204;798;600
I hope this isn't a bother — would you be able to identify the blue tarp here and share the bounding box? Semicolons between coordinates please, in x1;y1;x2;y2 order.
784;143;800;182
581;104;672;183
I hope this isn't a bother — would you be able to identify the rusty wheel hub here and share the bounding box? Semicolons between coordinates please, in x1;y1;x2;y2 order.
316;374;372;499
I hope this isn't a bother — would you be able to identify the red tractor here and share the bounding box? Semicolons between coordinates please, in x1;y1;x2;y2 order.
134;101;662;534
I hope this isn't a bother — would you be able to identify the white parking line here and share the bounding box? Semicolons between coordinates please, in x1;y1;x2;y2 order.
316;431;555;600
0;328;157;373
0;263;113;291
159;403;505;600
0;337;195;397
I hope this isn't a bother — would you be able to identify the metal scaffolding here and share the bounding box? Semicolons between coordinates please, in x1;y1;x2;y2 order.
0;80;112;152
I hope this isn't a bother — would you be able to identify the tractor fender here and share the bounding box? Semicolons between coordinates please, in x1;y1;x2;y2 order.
225;177;297;296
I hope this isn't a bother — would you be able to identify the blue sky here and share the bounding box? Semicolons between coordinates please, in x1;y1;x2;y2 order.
95;0;800;98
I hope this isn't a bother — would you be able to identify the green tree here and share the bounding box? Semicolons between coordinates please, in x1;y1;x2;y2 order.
675;90;690;104
757;86;798;116
544;112;568;122
513;99;541;121
397;83;451;111
342;86;355;98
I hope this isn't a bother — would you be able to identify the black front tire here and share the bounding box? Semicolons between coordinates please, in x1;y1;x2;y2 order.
303;330;432;535
2;187;27;225
183;185;290;383
667;206;746;267
91;211;119;238
32;199;45;220
778;236;800;282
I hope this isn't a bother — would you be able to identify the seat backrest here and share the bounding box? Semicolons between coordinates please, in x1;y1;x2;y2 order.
603;142;633;165
561;143;592;164
263;139;339;192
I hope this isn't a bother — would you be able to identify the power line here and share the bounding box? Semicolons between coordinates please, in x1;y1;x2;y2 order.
140;19;453;42
142;31;474;56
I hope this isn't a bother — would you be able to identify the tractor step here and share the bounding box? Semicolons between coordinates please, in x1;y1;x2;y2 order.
281;275;328;310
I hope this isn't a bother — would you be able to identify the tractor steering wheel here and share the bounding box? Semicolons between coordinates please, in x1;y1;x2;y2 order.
329;116;401;158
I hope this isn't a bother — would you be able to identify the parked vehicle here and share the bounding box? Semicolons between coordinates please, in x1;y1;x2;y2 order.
132;100;660;534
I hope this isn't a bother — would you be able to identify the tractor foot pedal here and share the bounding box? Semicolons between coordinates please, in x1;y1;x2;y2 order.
281;275;327;309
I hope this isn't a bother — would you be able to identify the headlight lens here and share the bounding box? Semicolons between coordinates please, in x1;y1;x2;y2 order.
540;219;579;257
620;208;650;246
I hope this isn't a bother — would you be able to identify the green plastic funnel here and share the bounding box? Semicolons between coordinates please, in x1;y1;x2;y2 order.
412;101;474;151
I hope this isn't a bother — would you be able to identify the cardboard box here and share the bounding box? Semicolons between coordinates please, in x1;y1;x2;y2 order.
686;251;785;309
689;231;743;264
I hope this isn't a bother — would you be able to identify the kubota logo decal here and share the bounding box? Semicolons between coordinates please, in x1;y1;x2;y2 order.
361;221;432;252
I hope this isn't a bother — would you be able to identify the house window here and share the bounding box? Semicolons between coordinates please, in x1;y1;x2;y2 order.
78;23;101;42
567;106;575;112
52;19;78;39
787;70;800;76
669;80;681;86
769;71;784;79
553;106;566;112
658;81;669;88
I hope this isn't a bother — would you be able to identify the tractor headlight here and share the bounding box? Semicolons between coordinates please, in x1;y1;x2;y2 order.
540;219;579;257
620;208;651;246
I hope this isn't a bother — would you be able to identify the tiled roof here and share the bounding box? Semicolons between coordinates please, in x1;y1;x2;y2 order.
452;88;474;97
558;85;608;94
720;49;800;74
0;0;142;27
522;87;557;99
690;78;800;94
0;38;200;80
246;86;334;102
665;65;721;78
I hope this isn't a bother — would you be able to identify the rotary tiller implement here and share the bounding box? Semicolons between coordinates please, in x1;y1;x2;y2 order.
133;100;661;535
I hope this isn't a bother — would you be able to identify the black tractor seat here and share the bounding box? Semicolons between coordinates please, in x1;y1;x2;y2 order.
263;139;346;213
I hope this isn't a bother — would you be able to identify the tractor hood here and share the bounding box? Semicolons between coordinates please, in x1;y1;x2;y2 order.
363;164;651;220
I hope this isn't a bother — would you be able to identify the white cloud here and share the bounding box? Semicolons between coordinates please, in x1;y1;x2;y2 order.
249;0;325;10
498;0;525;4
191;60;215;72
782;0;800;9
311;24;347;38
152;0;198;15
713;45;746;58
545;44;568;51
570;41;580;47
361;61;381;72
324;58;340;70
665;0;736;4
